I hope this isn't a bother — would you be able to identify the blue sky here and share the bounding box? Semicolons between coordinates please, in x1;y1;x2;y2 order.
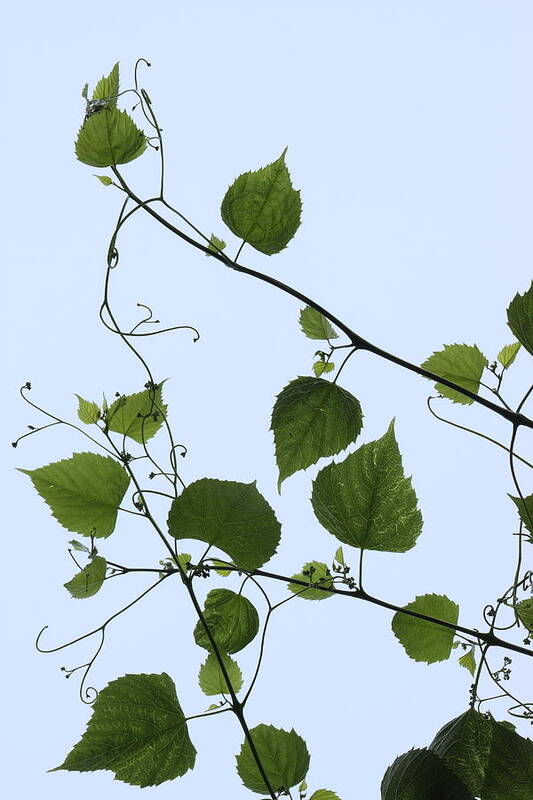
5;2;533;797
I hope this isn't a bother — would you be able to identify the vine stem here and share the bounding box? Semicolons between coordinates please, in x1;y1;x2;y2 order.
109;167;533;431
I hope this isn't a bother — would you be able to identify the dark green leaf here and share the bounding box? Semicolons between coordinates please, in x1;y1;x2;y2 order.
481;718;533;799
313;361;335;377
311;421;422;552
509;493;533;536
236;724;310;794
92;63;119;106
299;306;339;340
168;478;281;570
52;672;196;787
458;650;477;677
75;394;100;424
206;233;226;256
75;107;146;168
106;383;167;444
64;556;107;599
198;652;243;695
516;598;533;633
194;589;259;653
507;283;533;357
272;376;363;490
221;149;301;255
421;344;488;404
391;594;459;663
19;452;129;538
430;709;492;795
497;342;521;369
381;748;473;799
288;561;334;600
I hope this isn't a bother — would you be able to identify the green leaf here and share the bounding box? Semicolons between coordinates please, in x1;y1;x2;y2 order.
334;546;345;565
106;383;167;444
194;589;259;653
311;421;422;553
458;649;477;677
64;556;107;599
313;361;335;377
92;63;119;106
19;452;129;538
236;724;310;794
515;598;533;633
309;792;341;800
75;107;147;168
421;343;488;404
52;672;196;787
198;652;243;695
212;559;233;577
481;718;533;799
509;493;533;536
94;174;113;186
221;149;302;255
75;394;100;424
381;748;473;800
507;283;533;357
391;594;459;663
206;233;226;256
69;539;90;553
168;478;281;570
497;342;521;369
288;561;334;600
429;709;492;795
299;306;339;340
272;376;363;490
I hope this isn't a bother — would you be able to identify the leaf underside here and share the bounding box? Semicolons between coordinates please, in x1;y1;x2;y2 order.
236;724;310;794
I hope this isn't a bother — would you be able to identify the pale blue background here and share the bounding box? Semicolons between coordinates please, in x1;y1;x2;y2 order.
5;1;533;797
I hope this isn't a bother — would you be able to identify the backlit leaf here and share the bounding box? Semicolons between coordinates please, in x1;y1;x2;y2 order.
75;107;146;168
94;174;113;186
507;283;533;357
481;717;533;799
272;376;363;490
421;343;488;404
458;650;476;677
311;421;422;552
430;709;492;795
313;361;335;377
309;792;341;800
198;652;243;695
516;598;533;633
64;556;107;599
168;478;281;570
92;62;119;106
194;589;259;654
106;383;167;444
52;672;196;787
19;452;129;538
509;493;533;536
299;306;339;340
236;724;310;794
69;539;90;553
221;149;301;255
381;748;473;799
206;233;226;256
288;561;334;600
497;342;521;369
391;594;459;663
75;394;100;424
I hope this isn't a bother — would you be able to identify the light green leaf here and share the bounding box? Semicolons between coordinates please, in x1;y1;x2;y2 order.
75;107;147;168
481;718;533;799
516;598;533;633
236;724;310;794
313;361;335;377
430;709;492;795
106;383;167;444
206;233;226;256
94;174;113;186
300;779;308;792
64;556;107;599
19;452;129;538
221;149;301;255
421;343;488;404
52;672;196;787
92;63;119;106
288;561;334;601
212;559;233;577
509;493;533;536
334;546;345;565
507;283;533;357
391;594;459;663
194;589;259;654
69;539;90;553
381;748;473;800
168;478;281;571
497;342;521;369
272;376;363;490
309;791;341;800
75;394;100;424
458;649;477;677
311;421;422;553
299;306;339;340
198;652;243;695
